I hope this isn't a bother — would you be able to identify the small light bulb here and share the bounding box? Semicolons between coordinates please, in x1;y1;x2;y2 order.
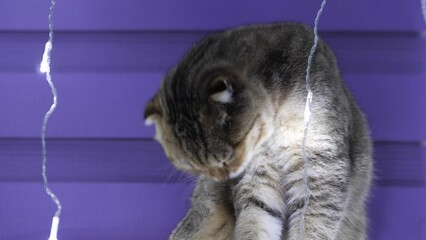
48;216;60;240
40;41;52;74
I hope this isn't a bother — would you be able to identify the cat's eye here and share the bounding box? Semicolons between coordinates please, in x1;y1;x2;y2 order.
208;77;229;95
208;77;233;103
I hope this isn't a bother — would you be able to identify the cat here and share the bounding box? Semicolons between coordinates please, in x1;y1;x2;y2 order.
144;22;373;240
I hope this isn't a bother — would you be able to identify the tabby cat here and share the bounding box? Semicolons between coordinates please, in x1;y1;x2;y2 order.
144;23;373;240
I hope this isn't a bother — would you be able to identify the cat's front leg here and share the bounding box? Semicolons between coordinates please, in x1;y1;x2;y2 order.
169;177;235;240
284;153;349;240
232;163;285;240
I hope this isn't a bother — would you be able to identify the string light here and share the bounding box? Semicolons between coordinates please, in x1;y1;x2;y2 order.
39;0;61;239
299;0;327;239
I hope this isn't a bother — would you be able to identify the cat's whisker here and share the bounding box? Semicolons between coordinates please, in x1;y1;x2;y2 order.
160;165;180;187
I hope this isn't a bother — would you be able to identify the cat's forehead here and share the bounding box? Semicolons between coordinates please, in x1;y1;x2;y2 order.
158;72;198;125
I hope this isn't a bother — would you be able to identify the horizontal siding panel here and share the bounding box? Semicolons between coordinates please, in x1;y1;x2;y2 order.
0;73;160;139
0;184;425;240
345;74;426;141
1;140;425;239
0;139;183;183
0;182;190;239
367;185;426;240
0;139;424;186
0;140;425;239
0;0;424;31
0;73;425;141
0;31;199;74
1;31;424;75
1;30;425;140
373;142;426;186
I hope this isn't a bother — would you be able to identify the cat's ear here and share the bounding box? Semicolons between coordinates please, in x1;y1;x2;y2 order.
208;77;233;103
144;96;162;126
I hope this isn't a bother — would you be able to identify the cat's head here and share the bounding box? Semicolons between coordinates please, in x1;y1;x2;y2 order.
144;23;326;180
144;55;273;181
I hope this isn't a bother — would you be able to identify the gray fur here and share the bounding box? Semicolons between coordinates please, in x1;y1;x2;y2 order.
145;23;373;240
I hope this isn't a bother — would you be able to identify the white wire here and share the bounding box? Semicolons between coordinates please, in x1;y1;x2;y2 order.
421;0;426;24
299;0;327;239
41;50;62;218
40;0;61;239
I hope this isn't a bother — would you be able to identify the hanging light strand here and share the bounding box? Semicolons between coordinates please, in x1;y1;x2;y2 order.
299;1;327;239
421;0;426;24
39;0;61;239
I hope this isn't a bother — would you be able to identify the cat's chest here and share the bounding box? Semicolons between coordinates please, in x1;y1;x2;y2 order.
229;155;283;191
226;142;306;197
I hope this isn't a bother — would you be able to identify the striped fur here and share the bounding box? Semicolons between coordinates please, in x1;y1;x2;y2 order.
145;23;373;240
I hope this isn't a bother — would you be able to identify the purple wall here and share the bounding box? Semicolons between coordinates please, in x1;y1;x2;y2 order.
1;0;424;31
1;1;425;239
